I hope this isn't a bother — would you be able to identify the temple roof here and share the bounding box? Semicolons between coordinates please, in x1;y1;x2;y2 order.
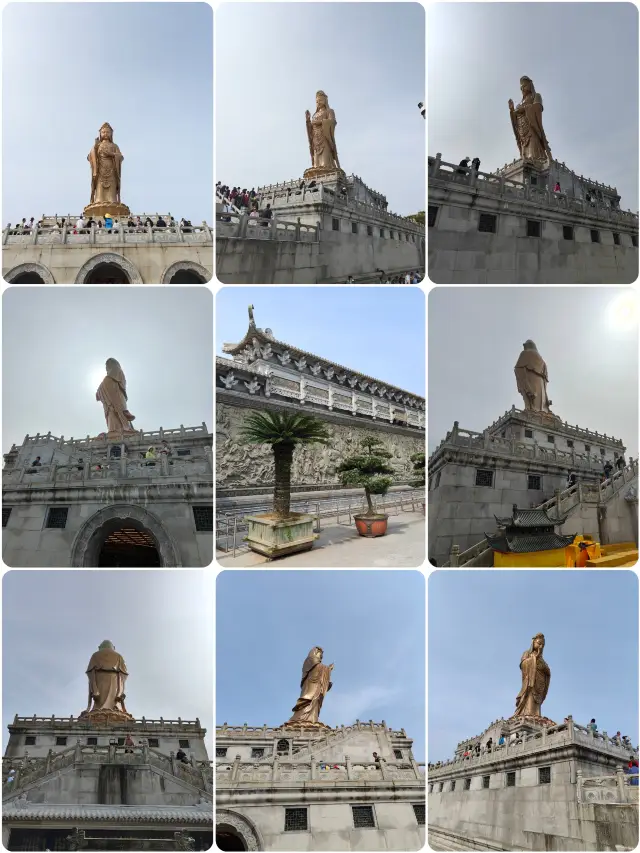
2;802;213;822
486;531;576;553
494;506;568;528
221;319;424;404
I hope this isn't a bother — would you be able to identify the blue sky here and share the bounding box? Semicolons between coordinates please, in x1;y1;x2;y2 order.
2;3;212;224
216;3;425;216
2;287;213;453
428;3;639;212
2;571;214;755
216;287;425;397
216;571;425;761
428;570;638;763
428;287;638;459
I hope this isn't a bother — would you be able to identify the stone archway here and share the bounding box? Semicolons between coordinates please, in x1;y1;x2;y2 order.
74;253;144;284
70;504;182;567
161;260;211;283
216;810;262;851
4;262;55;283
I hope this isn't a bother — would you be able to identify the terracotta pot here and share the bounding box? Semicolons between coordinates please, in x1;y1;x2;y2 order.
354;514;388;538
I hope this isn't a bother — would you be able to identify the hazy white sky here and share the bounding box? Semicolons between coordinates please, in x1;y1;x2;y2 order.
429;3;639;212
2;288;213;453
428;287;639;459
2;3;213;224
216;3;425;216
2;570;213;755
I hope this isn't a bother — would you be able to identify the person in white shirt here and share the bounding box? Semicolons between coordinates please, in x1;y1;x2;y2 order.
76;216;85;233
404;272;412;284
112;219;120;233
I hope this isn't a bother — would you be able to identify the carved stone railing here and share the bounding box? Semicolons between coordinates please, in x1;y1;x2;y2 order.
3;221;212;246
9;714;203;727
429;155;639;230
3;743;212;796
216;720;406;740
486;406;625;447
577;769;639;804
441;460;638;567
217;756;425;785
8;423;209;452
429;721;638;780
216;210;320;242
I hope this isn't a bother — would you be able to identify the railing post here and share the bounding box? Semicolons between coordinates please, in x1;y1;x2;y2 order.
272;755;279;781
449;545;460;567
615;765;626;802
231;754;241;782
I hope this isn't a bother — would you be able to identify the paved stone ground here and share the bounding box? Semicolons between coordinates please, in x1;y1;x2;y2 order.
216;512;425;568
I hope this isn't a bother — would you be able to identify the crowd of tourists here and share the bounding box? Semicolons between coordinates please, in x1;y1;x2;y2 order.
346;269;423;284
11;215;196;234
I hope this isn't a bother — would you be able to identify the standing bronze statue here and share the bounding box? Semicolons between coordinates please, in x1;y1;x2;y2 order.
508;76;552;165
285;646;334;728
84;122;130;219
514;633;550;718
81;640;133;721
304;91;343;179
96;358;137;437
514;340;553;413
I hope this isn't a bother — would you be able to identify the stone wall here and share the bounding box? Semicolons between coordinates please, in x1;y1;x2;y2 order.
216;402;424;489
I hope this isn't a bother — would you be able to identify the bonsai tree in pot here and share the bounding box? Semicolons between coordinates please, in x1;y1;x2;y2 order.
337;436;394;537
238;411;331;558
410;451;426;513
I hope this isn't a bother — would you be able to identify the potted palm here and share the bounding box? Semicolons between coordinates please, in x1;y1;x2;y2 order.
239;410;331;558
337;436;394;537
410;451;426;514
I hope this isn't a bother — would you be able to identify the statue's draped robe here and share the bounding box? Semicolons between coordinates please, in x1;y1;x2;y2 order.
96;363;135;434
514;349;551;412
515;651;550;717
310;108;340;170
88;139;123;204
511;94;552;163
86;648;128;712
288;662;333;724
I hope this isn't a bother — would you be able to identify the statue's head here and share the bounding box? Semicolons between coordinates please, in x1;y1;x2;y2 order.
531;633;545;653
98;640;115;651
520;76;535;97
316;90;329;109
522;339;538;351
99;123;114;141
310;646;323;661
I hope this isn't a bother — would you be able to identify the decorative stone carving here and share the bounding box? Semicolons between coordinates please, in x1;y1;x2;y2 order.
378;386;387;397
260;343;273;360
310;362;322;376
244;379;260;395
359;380;369;391
348;376;359;388
160;260;211;284
74;252;143;284
4;262;56;283
220;373;238;389
294;357;307;371
324;367;335;380
336;372;347;384
216;810;261;851
277;349;291;365
369;383;378;395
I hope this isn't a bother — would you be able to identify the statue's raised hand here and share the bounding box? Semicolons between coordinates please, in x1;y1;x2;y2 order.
508;99;514;111
305;110;311;121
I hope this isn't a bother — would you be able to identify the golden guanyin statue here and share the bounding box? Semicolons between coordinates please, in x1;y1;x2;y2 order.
304;91;344;180
84;122;130;219
508;76;552;165
514;633;550;718
284;646;334;729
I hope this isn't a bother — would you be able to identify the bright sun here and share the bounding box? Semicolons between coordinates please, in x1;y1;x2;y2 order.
89;366;106;392
606;290;639;332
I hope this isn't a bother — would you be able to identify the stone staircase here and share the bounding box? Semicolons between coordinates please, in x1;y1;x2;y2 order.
290;722;388;761
442;460;638;567
216;190;244;216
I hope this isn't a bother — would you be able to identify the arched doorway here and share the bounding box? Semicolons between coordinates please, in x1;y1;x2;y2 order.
70;505;181;567
4;262;55;283
170;269;207;283
84;262;131;283
161;260;211;283
98;523;161;566
75;253;143;284
216;829;247;851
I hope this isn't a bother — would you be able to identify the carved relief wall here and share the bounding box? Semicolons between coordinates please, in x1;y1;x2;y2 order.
217;403;424;488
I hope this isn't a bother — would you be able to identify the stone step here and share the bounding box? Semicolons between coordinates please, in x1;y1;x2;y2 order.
601;542;638;556
587;550;638;568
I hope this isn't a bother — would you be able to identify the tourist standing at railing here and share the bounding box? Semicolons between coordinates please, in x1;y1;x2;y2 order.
144;216;153;227
616;455;626;471
471;157;481;172
75;215;85;234
625;757;639;785
260;203;273;226
457;157;470;175
249;203;259;221
156;215;167;228
604;460;613;480
588;718;598;734
124;734;135;754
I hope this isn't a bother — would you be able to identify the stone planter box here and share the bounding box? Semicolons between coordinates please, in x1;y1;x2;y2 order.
244;513;317;558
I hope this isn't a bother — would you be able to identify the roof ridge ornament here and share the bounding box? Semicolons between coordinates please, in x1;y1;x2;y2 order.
248;304;256;328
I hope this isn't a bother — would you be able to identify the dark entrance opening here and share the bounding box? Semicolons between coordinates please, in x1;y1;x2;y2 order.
216;830;247;851
85;263;131;283
169;270;207;283
11;272;45;283
98;526;161;566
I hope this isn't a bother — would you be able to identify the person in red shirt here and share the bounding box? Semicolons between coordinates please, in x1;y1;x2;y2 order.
576;542;590;568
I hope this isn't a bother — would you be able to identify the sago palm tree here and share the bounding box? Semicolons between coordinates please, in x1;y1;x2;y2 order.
239;411;331;518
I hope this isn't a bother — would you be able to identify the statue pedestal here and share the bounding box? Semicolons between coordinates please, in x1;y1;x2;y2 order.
303;167;347;192
498;158;551;190
83;201;131;220
78;709;134;726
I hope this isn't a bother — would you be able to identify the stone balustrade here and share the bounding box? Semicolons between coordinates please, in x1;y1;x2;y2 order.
429;720;638;780
3;452;213;486
488;406;625;446
216;211;320;242
10;714;202;728
3;220;212;246
494;158;618;194
429;155;639;228
13;423;209;452
217;756;425;785
216;720;402;738
577;768;639;804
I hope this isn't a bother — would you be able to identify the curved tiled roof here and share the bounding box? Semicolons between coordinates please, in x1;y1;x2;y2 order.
222;326;425;402
2;803;213;823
